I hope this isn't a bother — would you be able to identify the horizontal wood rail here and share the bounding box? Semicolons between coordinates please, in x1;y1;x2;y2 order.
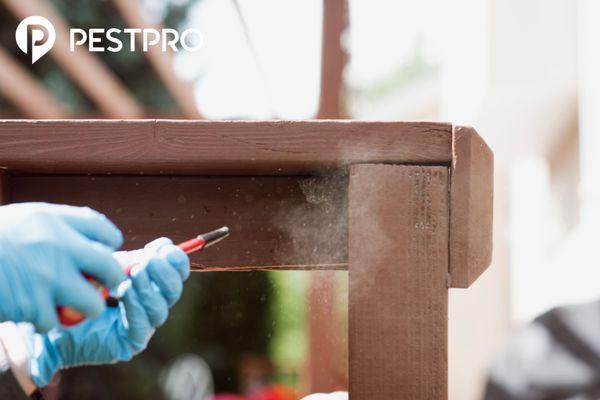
0;120;451;174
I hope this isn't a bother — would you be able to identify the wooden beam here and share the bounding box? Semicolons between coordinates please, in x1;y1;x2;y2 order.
0;47;70;118
448;126;494;288
317;0;348;118
349;164;449;399
10;175;348;269
0;120;452;174
112;0;203;119
1;0;143;118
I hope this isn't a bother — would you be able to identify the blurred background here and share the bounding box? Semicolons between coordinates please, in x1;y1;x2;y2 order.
0;0;593;399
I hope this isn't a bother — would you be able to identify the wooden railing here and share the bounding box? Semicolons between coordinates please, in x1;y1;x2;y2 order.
0;119;493;399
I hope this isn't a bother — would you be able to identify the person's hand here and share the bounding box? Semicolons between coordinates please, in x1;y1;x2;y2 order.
0;203;126;332
18;237;190;388
301;393;348;400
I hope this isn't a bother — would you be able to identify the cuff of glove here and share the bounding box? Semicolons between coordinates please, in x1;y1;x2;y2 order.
0;322;36;395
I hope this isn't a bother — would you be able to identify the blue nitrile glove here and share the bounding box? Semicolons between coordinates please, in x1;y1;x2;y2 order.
0;203;126;332
20;238;190;388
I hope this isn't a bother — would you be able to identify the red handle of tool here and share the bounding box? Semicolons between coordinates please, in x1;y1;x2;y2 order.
58;237;206;327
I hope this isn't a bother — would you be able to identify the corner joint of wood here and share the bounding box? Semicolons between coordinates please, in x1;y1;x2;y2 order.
449;125;494;288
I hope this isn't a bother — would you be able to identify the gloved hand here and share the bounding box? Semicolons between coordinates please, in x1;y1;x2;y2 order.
0;203;126;332
20;237;190;388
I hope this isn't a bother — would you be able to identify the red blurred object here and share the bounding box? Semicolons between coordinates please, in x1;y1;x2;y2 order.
215;384;298;400
252;385;297;400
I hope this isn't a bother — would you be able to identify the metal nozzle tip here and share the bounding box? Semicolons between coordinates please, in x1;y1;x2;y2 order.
201;226;230;247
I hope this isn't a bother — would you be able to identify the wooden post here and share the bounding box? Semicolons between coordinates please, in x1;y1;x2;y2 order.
349;164;449;399
307;270;346;392
317;0;348;119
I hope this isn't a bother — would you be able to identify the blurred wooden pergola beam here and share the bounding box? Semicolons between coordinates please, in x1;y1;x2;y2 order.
0;46;70;118
113;0;204;119
1;0;143;118
307;0;350;394
316;0;348;118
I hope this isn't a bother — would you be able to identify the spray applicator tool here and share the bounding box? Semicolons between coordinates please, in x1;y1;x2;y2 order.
59;226;231;326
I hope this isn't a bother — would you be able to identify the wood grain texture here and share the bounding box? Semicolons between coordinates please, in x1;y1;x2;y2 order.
10;175;348;269
0;120;452;174
349;164;449;400
449;126;494;288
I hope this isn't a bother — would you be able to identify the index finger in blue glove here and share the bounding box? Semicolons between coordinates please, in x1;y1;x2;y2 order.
50;205;123;250
66;232;126;289
163;245;190;281
143;238;189;280
143;239;186;304
145;255;183;307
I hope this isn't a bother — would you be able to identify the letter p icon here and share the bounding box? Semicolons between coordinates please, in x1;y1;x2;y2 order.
16;16;56;64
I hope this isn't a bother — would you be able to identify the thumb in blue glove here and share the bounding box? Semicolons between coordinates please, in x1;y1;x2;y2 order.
20;237;190;388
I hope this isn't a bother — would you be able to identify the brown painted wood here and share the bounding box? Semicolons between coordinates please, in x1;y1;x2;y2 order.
307;269;348;392
191;263;347;272
349;164;449;399
0;120;452;174
317;0;348;119
449;126;494;288
9;175;348;269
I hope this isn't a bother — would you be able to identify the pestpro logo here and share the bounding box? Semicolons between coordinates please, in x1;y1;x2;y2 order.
15;15;203;65
16;16;56;64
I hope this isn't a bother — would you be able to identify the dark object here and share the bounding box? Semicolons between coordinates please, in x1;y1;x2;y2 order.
0;348;33;400
485;300;600;399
